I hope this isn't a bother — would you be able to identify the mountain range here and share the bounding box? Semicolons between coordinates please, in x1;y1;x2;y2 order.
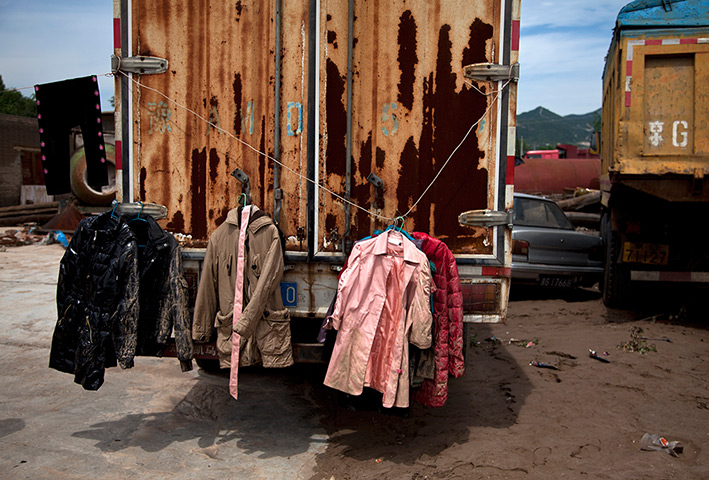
517;106;602;152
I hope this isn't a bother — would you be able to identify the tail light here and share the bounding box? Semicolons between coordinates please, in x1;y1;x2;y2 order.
512;239;529;257
589;244;602;262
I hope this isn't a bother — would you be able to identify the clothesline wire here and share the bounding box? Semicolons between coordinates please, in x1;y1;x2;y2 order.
3;73;116;94
5;85;36;93
118;71;393;223
115;70;509;225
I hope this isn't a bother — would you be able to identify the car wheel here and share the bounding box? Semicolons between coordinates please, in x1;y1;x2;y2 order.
602;216;630;308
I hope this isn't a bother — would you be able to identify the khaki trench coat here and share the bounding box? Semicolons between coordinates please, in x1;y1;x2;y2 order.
193;207;293;369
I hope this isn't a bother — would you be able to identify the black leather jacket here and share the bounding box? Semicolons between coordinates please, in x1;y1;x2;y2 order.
127;215;193;371
49;211;193;390
49;211;139;390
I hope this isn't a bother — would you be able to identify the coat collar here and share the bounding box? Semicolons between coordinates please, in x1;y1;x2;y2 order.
372;229;420;264
225;205;262;227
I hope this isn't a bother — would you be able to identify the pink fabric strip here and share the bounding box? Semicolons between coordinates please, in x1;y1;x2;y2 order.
230;205;253;399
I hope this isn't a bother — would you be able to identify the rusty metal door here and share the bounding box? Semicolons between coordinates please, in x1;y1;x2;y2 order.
117;0;518;271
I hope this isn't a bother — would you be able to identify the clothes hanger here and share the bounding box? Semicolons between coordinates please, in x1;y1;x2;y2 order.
126;201;148;248
385;216;415;242
127;201;148;224
110;200;120;219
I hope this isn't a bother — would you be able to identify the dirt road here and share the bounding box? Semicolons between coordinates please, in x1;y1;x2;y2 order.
1;241;707;479
309;287;709;479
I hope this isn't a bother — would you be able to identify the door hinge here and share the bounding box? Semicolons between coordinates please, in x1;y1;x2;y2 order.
458;209;511;228
111;55;168;75
464;63;519;83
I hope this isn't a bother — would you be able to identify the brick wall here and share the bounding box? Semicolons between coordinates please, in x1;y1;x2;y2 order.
0;114;39;207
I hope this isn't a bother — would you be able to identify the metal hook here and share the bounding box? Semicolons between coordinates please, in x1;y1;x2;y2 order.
110;199;119;219
394;216;405;230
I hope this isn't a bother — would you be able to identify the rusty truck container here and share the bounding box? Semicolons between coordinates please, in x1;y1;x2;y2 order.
600;0;709;307
112;0;520;358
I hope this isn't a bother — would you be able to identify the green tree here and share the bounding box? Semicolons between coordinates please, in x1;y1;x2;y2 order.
0;75;37;117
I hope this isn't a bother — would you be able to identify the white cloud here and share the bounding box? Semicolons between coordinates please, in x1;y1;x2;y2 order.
521;0;630;30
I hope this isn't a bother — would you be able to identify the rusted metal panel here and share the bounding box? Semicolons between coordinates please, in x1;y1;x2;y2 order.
128;0;514;259
279;0;310;252
123;0;518;324
317;0;503;255
132;1;280;240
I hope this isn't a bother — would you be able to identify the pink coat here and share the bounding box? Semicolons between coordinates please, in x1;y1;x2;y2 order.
324;230;433;408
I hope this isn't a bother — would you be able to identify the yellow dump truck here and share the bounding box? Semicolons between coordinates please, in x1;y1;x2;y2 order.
600;0;709;307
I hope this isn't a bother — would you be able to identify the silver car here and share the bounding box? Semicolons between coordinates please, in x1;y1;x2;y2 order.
512;193;603;288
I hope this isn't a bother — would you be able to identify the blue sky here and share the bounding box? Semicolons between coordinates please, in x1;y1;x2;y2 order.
1;0;631;116
0;0;115;111
518;0;631;115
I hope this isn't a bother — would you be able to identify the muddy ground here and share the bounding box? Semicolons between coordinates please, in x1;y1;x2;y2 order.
308;286;709;480
1;239;707;479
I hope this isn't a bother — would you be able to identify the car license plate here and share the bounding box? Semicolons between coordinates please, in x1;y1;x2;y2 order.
539;276;573;288
622;242;669;265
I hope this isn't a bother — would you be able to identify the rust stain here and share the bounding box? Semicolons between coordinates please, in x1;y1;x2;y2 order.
209;147;220;183
233;73;242;136
399;70;434;231
139;167;147;201
215;206;229;226
398;21;492;250
191;148;207;239
208;96;220;135
375;147;386;171
223;152;231;206
166;210;185;232
463;18;493;65
259;116;266;208
326;58;347;179
434;22;491;248
398;135;429;232
397;10;418;110
328;30;338;49
326;213;337;232
352;133;373;239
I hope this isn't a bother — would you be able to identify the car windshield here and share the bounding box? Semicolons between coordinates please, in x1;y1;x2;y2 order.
513;197;574;230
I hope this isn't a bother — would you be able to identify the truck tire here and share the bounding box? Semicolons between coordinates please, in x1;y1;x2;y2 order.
602;216;630;308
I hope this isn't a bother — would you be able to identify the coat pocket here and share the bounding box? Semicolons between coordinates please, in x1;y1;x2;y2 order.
250;253;262;278
255;308;292;359
214;311;233;359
